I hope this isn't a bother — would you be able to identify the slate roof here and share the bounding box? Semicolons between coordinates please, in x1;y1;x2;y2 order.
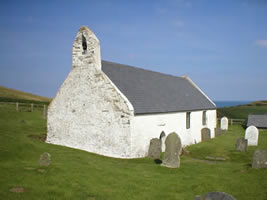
102;60;216;114
247;114;267;128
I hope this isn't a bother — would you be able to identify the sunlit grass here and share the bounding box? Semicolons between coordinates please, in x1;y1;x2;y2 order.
0;104;267;199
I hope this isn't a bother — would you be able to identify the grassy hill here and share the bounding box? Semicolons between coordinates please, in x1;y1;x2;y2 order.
218;101;267;120
0;86;51;104
1;104;267;199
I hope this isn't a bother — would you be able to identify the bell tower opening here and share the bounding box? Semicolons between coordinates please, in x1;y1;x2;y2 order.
82;34;87;54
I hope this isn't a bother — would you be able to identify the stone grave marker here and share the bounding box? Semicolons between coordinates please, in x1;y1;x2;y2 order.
214;128;224;137
160;131;166;152
252;150;267;168
220;117;228;130
235;138;248;152
201;128;211;141
40;152;51;166
148;138;161;159
162;132;182;168
245;125;259;146
195;191;236;200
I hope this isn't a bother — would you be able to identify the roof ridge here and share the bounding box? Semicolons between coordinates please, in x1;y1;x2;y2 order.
102;60;184;80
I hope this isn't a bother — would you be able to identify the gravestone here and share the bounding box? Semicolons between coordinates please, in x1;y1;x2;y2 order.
214;128;224;137
162;132;182;168
148;138;161;159
201;128;211;141
245;125;259;146
252;150;267;168
235;138;248;152
160;131;166;152
220;117;228;130
40;152;51;166
195;191;236;200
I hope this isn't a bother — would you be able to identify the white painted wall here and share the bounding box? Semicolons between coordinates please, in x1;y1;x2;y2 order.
130;109;217;158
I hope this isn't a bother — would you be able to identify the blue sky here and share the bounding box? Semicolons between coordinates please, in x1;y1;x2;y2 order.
0;0;266;101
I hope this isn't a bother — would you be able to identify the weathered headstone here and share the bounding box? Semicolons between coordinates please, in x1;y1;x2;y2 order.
214;128;224;137
235;138;248;152
40;152;51;166
148;138;161;159
195;191;236;200
220;117;228;130
201;128;211;141
252;150;267;169
162;132;182;168
245;125;259;146
160;131;166;152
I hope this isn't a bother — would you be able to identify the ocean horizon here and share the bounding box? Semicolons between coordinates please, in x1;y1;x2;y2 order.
214;101;251;108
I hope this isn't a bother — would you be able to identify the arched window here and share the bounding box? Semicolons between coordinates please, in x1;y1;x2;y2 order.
160;131;166;152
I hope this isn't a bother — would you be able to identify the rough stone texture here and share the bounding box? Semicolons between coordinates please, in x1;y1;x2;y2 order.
47;26;134;158
252;150;267;168
236;138;248;152
162;132;182;168
148;138;161;159
72;26;101;70
214;128;224;137
40;152;51;166
160;131;166;152
201;128;211;141
195;192;236;200
245;125;259;146
220;117;228;130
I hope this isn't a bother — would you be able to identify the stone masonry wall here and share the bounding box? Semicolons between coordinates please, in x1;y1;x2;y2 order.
47;27;134;158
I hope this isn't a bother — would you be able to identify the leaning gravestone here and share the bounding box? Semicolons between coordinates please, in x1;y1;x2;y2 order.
195;191;236;200
40;152;51;166
252;150;267;169
245;125;259;146
201;128;211;141
236;138;248;152
162;132;182;168
148;138;161;159
160;131;166;152
220;117;228;130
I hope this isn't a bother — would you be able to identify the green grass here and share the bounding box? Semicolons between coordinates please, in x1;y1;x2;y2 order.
218;104;267;120
1;104;267;199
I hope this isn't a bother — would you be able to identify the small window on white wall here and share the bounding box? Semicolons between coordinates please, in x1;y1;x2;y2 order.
186;112;191;129
202;111;207;126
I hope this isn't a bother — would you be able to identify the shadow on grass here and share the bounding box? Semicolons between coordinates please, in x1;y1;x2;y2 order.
154;159;162;164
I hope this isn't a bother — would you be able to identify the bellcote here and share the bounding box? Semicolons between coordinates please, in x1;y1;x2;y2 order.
72;26;101;70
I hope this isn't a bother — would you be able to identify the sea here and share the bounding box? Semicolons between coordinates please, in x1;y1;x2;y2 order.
214;101;252;108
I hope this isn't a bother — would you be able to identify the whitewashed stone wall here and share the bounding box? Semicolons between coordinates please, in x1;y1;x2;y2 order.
47;27;134;158
130;109;217;157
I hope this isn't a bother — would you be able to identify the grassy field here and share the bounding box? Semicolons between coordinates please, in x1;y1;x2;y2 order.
218;103;267;120
0;86;51;104
1;104;267;199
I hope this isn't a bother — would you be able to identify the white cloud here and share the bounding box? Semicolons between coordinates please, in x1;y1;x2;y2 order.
255;40;267;47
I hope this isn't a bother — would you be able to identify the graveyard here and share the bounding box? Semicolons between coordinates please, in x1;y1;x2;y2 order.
0;97;267;199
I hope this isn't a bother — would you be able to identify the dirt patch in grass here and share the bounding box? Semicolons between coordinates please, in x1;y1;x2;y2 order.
9;187;25;193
